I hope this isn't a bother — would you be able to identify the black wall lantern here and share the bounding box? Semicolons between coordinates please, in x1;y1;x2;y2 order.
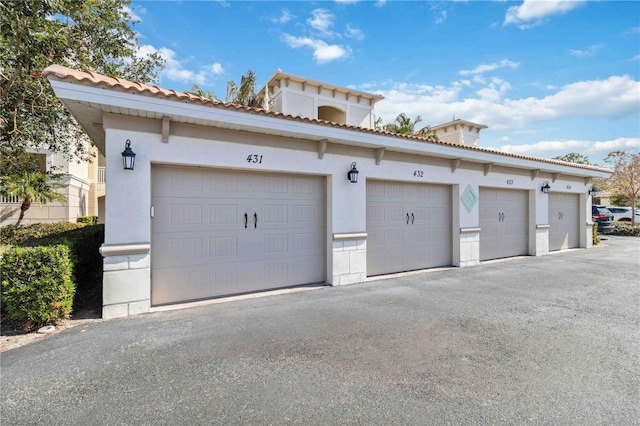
588;186;597;197
121;139;136;170
347;162;359;183
541;181;551;194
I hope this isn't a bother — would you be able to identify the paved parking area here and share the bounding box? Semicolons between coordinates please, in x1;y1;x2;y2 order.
2;236;639;425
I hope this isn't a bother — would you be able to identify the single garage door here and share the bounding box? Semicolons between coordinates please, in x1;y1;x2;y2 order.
151;166;325;306
549;193;580;251
479;188;528;261
367;181;451;276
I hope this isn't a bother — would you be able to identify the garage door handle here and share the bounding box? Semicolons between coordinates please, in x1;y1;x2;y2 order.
406;213;410;224
254;213;258;228
244;213;248;229
411;213;415;224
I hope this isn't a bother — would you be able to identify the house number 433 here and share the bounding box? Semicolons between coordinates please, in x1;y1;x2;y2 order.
246;154;263;164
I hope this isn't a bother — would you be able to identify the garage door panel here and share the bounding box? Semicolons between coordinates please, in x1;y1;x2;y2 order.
479;188;528;261
152;198;250;233
152;166;325;306
549;193;579;251
152;264;240;306
385;229;406;245
153;230;256;267
367;181;452;276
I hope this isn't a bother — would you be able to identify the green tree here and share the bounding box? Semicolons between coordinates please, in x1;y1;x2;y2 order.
185;70;268;109
4;172;67;225
1;0;164;172
184;84;217;100
225;69;267;107
604;151;640;226
383;113;423;135
552;153;592;165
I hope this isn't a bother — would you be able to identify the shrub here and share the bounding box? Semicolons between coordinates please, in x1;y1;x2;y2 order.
611;223;640;237
77;216;98;225
592;223;599;245
1;245;75;329
0;222;85;245
1;223;104;312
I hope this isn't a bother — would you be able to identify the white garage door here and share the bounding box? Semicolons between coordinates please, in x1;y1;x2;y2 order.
549;193;580;251
367;181;452;276
151;166;325;306
479;188;528;261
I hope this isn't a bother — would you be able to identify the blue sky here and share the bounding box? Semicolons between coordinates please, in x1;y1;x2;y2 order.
129;0;639;165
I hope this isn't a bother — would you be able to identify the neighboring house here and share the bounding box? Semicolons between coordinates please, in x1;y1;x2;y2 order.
0;147;106;226
595;189;612;207
44;65;610;319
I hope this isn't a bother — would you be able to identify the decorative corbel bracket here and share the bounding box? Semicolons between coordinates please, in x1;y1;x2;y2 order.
162;116;171;143
317;139;328;159
484;163;493;176
451;158;461;173
375;148;385;165
531;169;540;181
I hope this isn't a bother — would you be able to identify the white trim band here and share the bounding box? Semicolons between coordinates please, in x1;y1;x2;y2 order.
100;242;151;257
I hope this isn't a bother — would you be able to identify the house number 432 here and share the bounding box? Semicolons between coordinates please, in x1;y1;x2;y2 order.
246;154;263;164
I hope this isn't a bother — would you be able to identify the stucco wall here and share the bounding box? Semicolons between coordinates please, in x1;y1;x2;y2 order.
98;113;597;318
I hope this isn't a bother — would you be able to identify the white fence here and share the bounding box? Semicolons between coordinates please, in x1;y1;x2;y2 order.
0;195;47;204
0;194;21;204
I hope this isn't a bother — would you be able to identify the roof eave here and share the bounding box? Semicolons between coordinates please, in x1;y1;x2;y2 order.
44;67;610;179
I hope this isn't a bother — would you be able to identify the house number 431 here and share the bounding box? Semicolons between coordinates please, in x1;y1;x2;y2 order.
246;154;263;164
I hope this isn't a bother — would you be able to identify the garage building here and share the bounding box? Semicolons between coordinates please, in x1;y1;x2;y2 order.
44;65;610;318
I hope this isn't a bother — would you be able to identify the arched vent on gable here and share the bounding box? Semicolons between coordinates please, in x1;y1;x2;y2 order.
318;105;346;125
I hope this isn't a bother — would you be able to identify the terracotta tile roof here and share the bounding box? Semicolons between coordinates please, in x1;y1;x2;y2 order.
43;64;610;173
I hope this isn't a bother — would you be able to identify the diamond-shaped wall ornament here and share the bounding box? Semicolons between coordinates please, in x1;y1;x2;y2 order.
461;185;478;212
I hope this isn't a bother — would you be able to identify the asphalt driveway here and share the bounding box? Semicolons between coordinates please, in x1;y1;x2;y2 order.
2;236;639;425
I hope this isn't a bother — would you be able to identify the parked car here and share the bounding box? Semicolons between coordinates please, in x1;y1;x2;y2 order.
606;206;640;223
592;206;615;233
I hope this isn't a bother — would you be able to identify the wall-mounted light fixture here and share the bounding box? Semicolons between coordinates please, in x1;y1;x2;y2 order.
588;186;597;197
121;139;136;170
347;162;359;183
541;181;551;194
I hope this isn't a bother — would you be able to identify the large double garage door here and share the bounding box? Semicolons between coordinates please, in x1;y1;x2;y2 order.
151;166;325;306
367;181;452;276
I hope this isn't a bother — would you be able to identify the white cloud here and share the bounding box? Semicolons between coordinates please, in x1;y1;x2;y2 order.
375;0;386;7
121;5;144;22
345;24;364;40
435;10;447;25
568;44;603;57
138;45;221;85
335;0;360;3
307;9;335;35
498;137;640;157
282;34;350;63
211;63;224;75
271;9;294;24
505;0;584;28
459;59;519;76
369;75;639;131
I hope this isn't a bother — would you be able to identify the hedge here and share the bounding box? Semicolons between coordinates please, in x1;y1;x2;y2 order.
77;216;98;225
1;223;104;313
611;223;640;237
1;245;75;328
